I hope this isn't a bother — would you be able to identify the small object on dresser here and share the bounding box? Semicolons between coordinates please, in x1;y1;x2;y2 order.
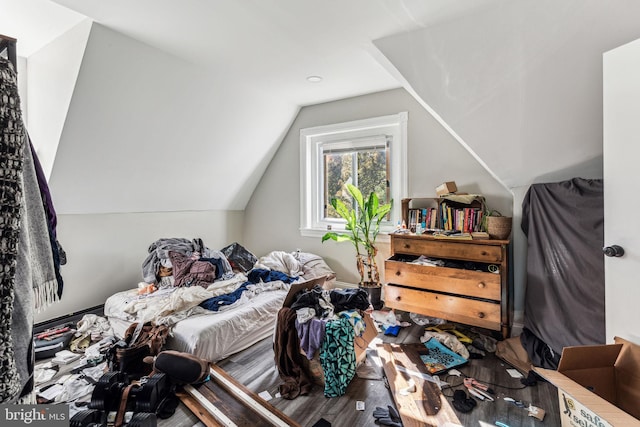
436;181;458;196
471;231;490;239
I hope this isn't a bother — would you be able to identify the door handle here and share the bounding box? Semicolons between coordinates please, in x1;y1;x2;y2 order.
603;245;625;257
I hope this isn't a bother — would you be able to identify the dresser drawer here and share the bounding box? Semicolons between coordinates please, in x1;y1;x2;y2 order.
391;237;504;263
384;284;501;331
385;259;501;301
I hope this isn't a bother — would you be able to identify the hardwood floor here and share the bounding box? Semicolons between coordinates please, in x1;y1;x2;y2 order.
160;323;560;427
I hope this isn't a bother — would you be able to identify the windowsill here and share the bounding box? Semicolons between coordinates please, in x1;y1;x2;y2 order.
300;228;392;243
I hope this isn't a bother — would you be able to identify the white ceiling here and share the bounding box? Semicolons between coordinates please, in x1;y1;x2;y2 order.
0;0;85;56
6;0;504;106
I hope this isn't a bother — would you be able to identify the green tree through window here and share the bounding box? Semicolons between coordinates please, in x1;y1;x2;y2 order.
324;146;388;219
300;112;407;235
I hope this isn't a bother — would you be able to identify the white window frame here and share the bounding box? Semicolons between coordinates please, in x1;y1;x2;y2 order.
300;112;408;237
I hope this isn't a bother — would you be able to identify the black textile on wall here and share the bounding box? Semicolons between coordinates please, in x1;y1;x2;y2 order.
521;178;605;368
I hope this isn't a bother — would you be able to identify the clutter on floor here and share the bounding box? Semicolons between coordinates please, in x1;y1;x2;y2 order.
365;309;553;426
33;304;560;426
33;313;213;425
179;365;300;427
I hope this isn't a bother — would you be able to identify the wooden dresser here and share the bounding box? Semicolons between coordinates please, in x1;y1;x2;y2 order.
384;233;512;338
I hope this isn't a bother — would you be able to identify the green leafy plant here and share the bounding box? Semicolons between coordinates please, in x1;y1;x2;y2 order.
321;184;392;287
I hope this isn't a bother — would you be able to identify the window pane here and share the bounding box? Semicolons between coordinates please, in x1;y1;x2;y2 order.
324;152;353;218
357;148;388;205
324;147;389;220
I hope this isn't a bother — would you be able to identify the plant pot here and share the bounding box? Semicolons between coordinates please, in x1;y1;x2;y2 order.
360;284;383;310
486;216;512;240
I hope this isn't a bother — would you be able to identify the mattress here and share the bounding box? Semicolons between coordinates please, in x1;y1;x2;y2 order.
104;250;336;363
108;288;287;362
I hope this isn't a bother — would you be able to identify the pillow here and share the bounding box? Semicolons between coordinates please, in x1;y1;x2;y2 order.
295;252;337;281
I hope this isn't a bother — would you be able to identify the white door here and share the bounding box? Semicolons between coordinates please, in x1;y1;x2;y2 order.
603;38;640;344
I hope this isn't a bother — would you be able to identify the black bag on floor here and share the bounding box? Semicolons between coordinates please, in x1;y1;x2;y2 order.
107;322;169;378
34;329;75;360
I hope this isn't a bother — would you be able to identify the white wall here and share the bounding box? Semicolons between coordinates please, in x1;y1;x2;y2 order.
48;22;297;215
35;210;244;323
243;88;513;304
26;18;91;179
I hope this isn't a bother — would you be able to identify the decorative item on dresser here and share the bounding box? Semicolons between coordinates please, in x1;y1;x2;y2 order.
484;210;513;240
384;233;512;338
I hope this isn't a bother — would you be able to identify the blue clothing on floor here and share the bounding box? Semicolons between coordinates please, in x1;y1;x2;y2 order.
384;325;401;337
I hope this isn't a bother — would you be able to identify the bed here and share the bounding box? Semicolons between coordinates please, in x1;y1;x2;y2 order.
104;240;336;362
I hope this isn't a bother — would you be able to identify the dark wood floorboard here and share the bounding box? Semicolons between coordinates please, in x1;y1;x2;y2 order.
159;324;560;427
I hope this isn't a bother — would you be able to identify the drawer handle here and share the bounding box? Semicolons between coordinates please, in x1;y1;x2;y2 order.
477;312;485;319
477;282;486;289
395;295;401;301
403;244;410;249
395;271;401;276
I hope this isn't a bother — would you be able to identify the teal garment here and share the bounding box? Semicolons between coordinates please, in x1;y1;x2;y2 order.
320;317;356;397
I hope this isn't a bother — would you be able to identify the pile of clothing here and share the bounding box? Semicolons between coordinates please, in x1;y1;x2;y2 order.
274;286;370;399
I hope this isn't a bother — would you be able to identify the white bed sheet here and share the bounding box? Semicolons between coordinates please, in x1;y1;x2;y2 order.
108;288;287;362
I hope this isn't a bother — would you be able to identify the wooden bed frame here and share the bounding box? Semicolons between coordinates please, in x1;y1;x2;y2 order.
178;365;301;427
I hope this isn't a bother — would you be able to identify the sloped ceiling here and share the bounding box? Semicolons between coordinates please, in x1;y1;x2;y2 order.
26;0;506;214
0;0;85;56
8;0;640;214
374;0;640;189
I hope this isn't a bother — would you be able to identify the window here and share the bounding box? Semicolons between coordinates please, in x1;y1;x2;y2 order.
300;112;407;236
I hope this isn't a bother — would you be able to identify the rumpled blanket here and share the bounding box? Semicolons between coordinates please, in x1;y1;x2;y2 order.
254;251;302;277
104;273;247;326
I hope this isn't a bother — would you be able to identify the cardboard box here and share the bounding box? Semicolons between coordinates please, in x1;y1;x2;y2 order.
535;337;640;427
436;181;457;196
282;277;379;385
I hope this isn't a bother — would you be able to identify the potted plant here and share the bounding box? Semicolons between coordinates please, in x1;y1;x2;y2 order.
322;184;392;309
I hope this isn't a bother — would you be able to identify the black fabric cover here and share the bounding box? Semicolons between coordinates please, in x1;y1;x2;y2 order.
329;288;370;312
521;178;605;366
520;327;561;369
